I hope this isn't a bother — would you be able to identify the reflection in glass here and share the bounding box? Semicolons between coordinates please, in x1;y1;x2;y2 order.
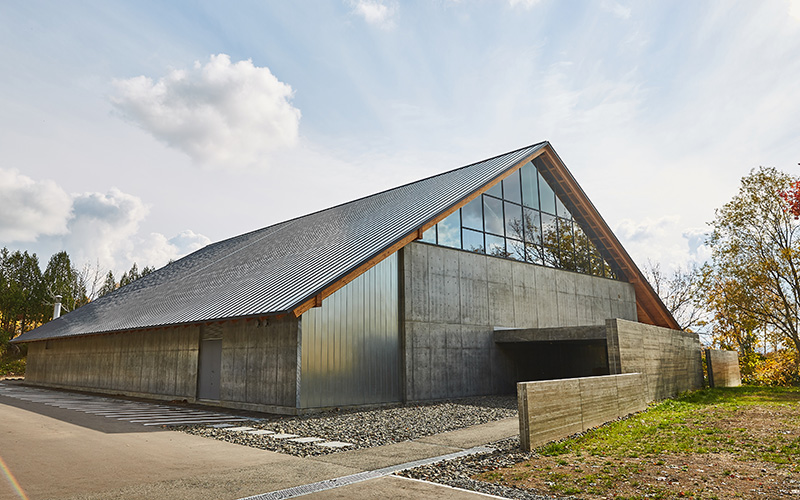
522;208;541;245
520;163;539;209
556;195;571;219
462;228;484;253
539;172;556;215
483;195;504;236
485;181;503;198
504;201;522;239
507;238;525;261
502;170;522;204
461;197;483;231
437;211;461;249
417;166;619;281
525;243;544;265
486;234;506;257
421;226;436;244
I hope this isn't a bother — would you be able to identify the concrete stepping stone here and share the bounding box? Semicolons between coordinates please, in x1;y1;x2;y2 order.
314;441;353;448
289;437;324;443
209;423;235;428
270;433;299;439
247;429;275;435
223;426;255;432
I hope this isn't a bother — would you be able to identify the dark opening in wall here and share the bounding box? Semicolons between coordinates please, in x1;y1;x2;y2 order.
500;339;610;386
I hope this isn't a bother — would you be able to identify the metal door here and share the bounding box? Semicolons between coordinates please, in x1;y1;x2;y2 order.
197;339;222;400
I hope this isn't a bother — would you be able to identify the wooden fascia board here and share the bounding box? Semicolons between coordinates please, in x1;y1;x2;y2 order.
535;147;681;330
291;147;548;318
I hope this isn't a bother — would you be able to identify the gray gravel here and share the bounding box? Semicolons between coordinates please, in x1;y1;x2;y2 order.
176;395;517;458
399;436;562;500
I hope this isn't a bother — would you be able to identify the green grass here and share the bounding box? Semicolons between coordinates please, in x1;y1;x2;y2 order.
553;386;800;464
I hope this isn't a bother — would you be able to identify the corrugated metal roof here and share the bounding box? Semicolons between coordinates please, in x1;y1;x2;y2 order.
14;142;546;342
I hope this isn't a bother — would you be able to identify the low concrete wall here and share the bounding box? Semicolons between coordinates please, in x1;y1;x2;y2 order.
706;349;741;387
517;373;646;451
606;318;703;401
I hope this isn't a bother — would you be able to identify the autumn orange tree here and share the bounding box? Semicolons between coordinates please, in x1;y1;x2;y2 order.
706;166;800;383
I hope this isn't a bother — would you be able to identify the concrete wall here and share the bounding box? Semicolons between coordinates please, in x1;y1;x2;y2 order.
402;242;637;401
606;318;703;401
25;316;301;413
517;373;647;451
25;325;200;400
219;316;299;412
706;349;741;387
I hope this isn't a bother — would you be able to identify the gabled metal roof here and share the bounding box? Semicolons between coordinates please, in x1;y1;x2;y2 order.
15;142;547;342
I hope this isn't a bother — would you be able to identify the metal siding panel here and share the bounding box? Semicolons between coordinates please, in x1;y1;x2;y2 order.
299;253;400;408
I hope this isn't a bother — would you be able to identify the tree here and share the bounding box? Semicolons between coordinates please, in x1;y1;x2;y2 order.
779;180;800;219
43;251;86;316
706;166;800;363
0;249;47;335
119;263;155;287
98;271;117;297
642;260;707;332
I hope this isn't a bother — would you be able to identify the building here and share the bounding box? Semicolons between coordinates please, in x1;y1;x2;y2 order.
14;141;703;414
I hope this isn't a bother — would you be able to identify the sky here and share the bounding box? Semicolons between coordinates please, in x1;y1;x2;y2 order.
1;0;799;278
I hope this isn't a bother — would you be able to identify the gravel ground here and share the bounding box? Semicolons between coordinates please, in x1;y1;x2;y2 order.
399;436;560;500
176;395;517;458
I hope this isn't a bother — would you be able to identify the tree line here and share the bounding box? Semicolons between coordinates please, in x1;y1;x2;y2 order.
0;250;154;338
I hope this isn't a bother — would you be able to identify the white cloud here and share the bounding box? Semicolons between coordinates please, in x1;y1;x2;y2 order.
601;0;632;20
0;168;72;242
613;216;710;273
111;54;301;169
131;230;211;269
0;170;210;275
790;0;800;21
64;188;150;269
350;0;397;28
508;0;541;9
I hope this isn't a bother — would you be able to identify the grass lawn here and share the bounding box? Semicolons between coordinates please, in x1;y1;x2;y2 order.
475;386;800;499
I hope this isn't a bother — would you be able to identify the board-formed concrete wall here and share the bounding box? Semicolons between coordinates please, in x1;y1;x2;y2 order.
606;318;703;401
25;325;200;399
706;349;741;387
25;316;301;412
218;316;299;412
517;373;647;451
402;242;638;401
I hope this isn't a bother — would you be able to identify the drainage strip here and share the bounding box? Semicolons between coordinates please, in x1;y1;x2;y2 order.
237;445;495;500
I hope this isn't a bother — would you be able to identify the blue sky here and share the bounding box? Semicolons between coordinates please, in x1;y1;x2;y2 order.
1;0;799;277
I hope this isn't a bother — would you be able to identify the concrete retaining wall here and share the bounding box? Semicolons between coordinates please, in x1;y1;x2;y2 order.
706;349;741;387
517;373;647;451
606;318;703;401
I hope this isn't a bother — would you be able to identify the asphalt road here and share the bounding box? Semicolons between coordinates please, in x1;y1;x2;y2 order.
0;382;510;500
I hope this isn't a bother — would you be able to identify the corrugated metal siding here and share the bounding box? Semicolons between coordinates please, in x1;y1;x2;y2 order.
15;142;545;342
300;253;399;408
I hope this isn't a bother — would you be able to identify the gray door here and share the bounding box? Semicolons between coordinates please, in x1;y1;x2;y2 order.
197;339;222;400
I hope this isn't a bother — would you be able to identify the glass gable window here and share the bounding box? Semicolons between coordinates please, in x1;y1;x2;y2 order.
421;161;617;279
